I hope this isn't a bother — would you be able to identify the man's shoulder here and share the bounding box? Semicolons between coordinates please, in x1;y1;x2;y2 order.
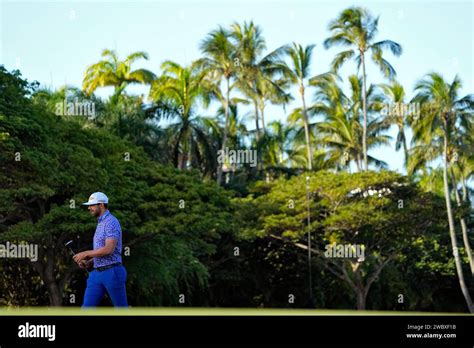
105;212;121;226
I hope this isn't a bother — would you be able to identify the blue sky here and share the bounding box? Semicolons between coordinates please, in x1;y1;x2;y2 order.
1;0;473;173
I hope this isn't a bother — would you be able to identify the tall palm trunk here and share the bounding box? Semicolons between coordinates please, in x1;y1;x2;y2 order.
461;178;469;202
443;134;474;312
254;101;260;141
178;124;191;170
355;154;361;172
360;51;368;171
179;152;188;170
450;169;474;276
254;100;263;172
401;128;409;167
300;84;312;170
111;82;127;105
216;77;231;185
260;103;266;134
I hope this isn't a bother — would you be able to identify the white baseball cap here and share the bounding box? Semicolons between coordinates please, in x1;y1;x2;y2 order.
82;192;109;206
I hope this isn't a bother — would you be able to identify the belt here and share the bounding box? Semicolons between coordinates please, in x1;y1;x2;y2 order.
94;262;121;272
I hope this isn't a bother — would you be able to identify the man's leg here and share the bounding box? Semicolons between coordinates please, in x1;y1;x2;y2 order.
82;270;106;307
103;266;128;307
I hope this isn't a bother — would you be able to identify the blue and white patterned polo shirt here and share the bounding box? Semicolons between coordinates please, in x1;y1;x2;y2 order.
93;210;122;268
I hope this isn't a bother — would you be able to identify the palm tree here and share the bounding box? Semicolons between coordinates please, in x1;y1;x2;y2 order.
412;72;474;312
230;21;265;140
231;21;290;138
312;75;390;171
149;60;214;172
454;128;474;203
198;26;239;184
409;79;474;278
204;102;250;179
215;103;249;151
258;120;294;167
32;85;104;127
253;76;291;134
324;7;402;170
451;118;474;276
229;21;291;174
380;81;410;167
107;95;168;161
83;49;156;104
284;43;316;170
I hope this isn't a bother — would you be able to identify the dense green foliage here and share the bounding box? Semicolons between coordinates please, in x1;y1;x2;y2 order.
1;6;473;311
0;66;236;306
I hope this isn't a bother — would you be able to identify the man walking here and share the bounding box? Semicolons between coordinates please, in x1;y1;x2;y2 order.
73;192;128;307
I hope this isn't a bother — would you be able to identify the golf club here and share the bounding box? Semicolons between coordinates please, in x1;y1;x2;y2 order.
65;240;111;302
65;240;90;274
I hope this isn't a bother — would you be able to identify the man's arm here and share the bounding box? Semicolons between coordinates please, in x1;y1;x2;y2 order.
73;238;117;263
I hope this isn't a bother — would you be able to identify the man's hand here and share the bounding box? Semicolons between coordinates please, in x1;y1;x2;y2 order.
74;239;117;265
73;251;91;263
78;259;93;269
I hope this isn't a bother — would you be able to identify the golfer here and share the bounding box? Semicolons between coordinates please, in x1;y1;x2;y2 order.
73;192;128;307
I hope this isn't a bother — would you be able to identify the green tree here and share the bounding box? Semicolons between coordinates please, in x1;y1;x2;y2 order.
149;61;214;172
83;49;156;104
324;7;402;170
312;75;390;171
235;170;449;310
258;120;294;167
284;42;316;170
0;67;236;306
380;81;410;166
412;72;474;312
231;21;290;139
198;26;239;184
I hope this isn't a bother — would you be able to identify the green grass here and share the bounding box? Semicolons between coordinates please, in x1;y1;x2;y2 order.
0;307;469;316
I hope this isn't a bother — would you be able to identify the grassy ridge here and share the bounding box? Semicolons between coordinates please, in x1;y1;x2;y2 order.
0;308;469;316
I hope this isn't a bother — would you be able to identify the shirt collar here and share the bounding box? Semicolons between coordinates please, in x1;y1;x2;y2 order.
98;210;110;222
